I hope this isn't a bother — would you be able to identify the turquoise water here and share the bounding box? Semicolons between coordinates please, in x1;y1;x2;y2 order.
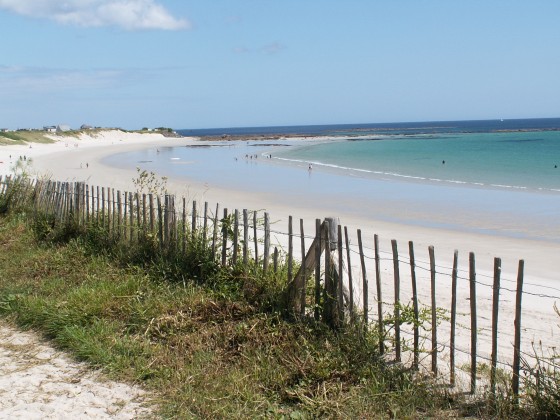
274;131;560;192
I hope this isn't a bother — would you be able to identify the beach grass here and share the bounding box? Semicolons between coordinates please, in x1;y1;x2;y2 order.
0;187;558;418
0;131;56;145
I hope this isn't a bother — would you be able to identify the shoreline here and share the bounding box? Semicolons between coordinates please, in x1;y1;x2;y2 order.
1;130;559;375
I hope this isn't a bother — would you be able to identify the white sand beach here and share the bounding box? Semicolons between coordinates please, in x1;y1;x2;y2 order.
1;130;559;387
0;321;153;419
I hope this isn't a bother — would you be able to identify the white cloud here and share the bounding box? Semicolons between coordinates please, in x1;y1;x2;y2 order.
233;42;286;55
0;0;190;30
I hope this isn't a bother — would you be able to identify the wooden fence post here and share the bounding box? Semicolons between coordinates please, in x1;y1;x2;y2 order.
142;193;147;234
149;193;154;234
211;203;219;261
221;208;228;267
123;191;128;240
374;234;383;354
129;192;134;243
323;220;333;325
300;219;306;316
96;186;100;225
337;224;344;324
344;227;354;323
490;257;502;395
243;209;249;266
112;189;117;236
288;215;293;292
107;187;113;234
157;196;163;248
450;250;459;386
263;212;270;272
135;193;140;241
85;185;90;225
253;211;259;263
429;246;437;375
182;197;187;253
203;202;209;246
409;241;419;370
357;229;368;326
469;252;477;394
273;247;279;273
314;219;321;321
392;239;401;362
117;191;122;239
101;187;106;226
512;259;525;401
233;209;239;266
192;200;197;243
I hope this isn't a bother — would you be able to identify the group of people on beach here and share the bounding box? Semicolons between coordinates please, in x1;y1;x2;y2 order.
10;155;28;162
237;154;274;161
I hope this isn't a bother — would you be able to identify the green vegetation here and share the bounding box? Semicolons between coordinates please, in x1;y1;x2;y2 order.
0;130;55;145
0;180;558;418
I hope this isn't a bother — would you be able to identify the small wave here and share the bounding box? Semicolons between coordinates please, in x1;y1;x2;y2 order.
490;184;527;190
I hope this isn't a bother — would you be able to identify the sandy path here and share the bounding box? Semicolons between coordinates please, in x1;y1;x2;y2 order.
0;322;155;419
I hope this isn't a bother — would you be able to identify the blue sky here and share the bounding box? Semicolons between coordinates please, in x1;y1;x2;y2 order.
1;0;559;130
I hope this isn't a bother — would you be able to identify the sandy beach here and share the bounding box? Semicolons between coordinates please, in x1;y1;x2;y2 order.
1;130;559;383
0;321;153;419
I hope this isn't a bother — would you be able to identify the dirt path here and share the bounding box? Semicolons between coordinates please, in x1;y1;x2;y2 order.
0;322;155;419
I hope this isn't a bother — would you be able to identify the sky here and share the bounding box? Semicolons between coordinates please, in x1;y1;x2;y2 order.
1;0;560;130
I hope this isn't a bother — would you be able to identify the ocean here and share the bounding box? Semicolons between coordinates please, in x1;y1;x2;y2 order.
103;119;560;242
179;118;560;193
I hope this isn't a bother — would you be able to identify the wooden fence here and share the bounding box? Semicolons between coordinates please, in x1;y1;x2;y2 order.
1;175;559;398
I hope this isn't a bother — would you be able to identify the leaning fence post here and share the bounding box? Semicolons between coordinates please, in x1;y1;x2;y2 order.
512;259;525;401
